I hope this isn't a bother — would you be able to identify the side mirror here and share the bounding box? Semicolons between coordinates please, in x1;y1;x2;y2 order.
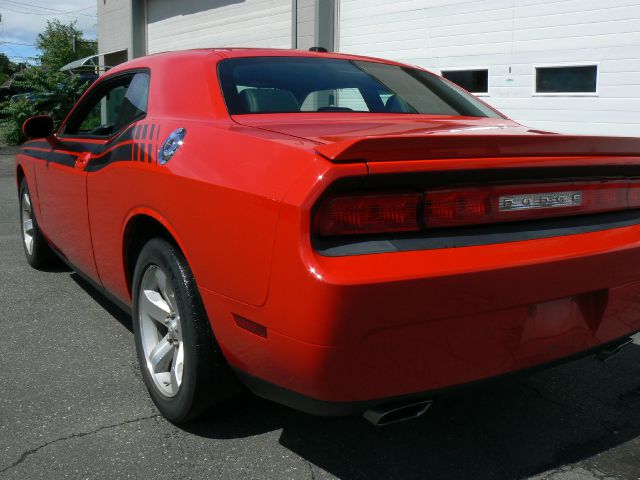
22;115;54;139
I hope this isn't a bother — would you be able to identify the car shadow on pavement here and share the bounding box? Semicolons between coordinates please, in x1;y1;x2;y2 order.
35;258;73;273
70;272;133;333
187;347;640;480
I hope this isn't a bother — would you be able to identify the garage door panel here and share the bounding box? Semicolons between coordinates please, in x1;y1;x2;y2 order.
147;0;291;54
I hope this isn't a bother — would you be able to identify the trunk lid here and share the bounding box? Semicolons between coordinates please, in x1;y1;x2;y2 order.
233;113;640;163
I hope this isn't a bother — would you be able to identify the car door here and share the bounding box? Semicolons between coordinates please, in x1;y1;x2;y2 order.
35;71;149;283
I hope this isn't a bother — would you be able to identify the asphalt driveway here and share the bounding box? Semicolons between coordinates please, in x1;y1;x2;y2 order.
2;146;640;480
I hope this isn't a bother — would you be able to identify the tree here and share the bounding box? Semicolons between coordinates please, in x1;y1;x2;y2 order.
0;20;96;144
0;68;91;144
0;53;17;85
36;19;97;72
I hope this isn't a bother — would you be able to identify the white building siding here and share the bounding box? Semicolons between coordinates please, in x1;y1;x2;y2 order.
97;0;132;56
339;0;640;136
146;0;292;54
296;0;316;49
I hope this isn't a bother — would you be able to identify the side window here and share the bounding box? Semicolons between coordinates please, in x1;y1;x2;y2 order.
64;72;150;137
77;84;127;134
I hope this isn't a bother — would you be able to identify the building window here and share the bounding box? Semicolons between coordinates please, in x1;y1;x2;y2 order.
441;69;489;94
535;65;598;94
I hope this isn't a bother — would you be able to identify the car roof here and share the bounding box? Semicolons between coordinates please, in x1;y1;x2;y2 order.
209;48;407;65
99;48;433;120
105;48;415;76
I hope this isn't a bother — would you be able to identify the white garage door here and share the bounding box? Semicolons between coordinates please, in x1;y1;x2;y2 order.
338;0;428;62
147;0;292;54
338;0;640;137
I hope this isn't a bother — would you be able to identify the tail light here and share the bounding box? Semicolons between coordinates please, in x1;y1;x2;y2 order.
314;193;421;236
314;180;640;237
425;181;640;228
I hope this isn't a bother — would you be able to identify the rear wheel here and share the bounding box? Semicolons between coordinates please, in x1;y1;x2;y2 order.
132;238;239;424
19;178;55;269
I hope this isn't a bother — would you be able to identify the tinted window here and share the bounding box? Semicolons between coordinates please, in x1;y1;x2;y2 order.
441;69;488;94
536;65;597;93
301;88;369;112
218;57;501;118
77;84;128;134
64;72;150;136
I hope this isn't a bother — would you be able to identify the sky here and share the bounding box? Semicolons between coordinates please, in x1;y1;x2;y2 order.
0;0;97;63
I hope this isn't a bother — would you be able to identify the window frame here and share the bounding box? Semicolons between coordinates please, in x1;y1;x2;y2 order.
58;68;151;140
532;62;599;97
439;67;490;97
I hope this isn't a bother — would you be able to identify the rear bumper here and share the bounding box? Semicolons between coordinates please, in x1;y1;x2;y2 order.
233;335;636;416
216;279;640;405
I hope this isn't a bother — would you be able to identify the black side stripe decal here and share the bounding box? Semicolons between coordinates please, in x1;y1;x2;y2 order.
85;142;137;172
20;149;77;167
25;124;138;155
21;122;159;172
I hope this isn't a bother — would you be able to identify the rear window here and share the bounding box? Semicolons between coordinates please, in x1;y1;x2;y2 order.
218;57;502;118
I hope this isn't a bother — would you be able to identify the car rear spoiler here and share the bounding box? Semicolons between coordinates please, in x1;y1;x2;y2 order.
314;134;640;163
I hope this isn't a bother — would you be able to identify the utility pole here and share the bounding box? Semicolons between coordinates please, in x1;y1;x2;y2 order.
72;36;97;59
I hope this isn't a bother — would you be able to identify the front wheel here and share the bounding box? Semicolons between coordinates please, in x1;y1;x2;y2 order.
19;178;55;269
132;238;239;424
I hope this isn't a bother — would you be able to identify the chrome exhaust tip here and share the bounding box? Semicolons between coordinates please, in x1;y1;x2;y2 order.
363;400;432;427
596;338;632;362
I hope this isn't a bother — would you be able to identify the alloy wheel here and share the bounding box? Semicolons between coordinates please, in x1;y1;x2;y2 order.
138;264;184;397
21;192;34;255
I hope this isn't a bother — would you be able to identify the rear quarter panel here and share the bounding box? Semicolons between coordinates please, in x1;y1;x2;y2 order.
85;51;324;307
88;117;323;307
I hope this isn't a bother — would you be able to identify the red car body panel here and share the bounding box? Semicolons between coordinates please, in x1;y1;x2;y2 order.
15;49;640;413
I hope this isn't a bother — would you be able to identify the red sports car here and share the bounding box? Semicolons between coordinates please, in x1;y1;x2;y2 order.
16;48;640;426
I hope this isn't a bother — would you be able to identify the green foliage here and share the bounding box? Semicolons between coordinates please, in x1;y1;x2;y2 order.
0;20;96;145
37;19;97;72
0;69;92;145
0;53;16;85
0;96;35;145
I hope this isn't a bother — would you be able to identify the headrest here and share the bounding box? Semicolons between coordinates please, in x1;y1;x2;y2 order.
239;88;300;113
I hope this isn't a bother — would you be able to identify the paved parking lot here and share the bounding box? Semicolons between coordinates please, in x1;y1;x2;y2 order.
3;147;640;480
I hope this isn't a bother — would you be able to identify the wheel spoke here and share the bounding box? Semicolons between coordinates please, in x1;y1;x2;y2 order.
23;194;31;212
154;267;168;295
149;335;174;373
155;268;178;313
141;288;171;324
24;235;33;254
170;344;184;391
23;219;33;235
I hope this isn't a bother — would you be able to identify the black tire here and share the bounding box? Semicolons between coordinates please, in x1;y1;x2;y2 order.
18;178;55;269
132;238;240;424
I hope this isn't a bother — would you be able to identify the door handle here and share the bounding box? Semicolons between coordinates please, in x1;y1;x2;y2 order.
75;152;91;169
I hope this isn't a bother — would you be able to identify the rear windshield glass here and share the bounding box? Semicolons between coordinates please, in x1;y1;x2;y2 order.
218;57;501;118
